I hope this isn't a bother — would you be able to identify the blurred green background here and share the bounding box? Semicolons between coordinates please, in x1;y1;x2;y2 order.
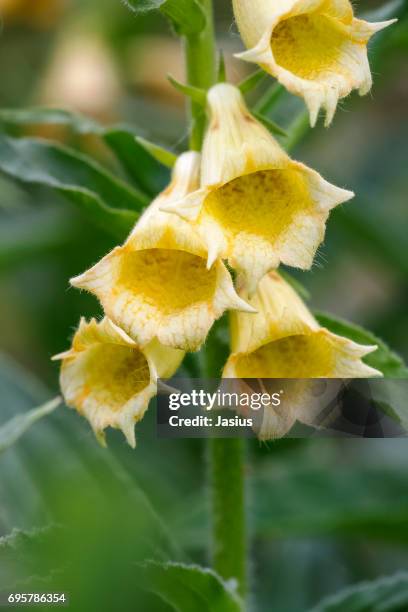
0;0;407;610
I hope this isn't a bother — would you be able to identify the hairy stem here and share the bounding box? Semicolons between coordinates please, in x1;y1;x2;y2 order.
184;0;217;150
184;1;247;598
208;437;247;598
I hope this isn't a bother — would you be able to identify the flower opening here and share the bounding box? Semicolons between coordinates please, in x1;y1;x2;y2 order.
71;151;253;351
233;0;396;125
224;271;382;379
53;317;183;447
223;271;382;439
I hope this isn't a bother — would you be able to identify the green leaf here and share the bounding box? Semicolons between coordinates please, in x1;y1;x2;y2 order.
0;107;100;134
309;572;408;612
136;136;177;169
0;527;56;591
315;311;408;378
255;465;408;542
0;207;73;270
252;110;287;137
140;561;244;612
171;462;408;552
123;0;206;36
0;135;143;239
0;352;182;558
0;397;61;454
0;107;170;196
102;127;170;196
362;0;405;21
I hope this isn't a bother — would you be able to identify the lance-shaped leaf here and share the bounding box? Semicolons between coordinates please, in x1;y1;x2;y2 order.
308;572;408;612
0;135;145;239
140;561;244;612
0;107;170;196
0;397;61;454
123;0;206;36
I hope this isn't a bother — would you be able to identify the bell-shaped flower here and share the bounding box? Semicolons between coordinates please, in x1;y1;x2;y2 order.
224;271;382;380
233;0;395;126
71;151;253;352
53;317;184;447
163;84;353;293
223;271;382;438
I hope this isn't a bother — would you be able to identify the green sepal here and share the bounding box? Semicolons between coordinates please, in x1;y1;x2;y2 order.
167;74;207;106
135;136;177;169
217;50;227;83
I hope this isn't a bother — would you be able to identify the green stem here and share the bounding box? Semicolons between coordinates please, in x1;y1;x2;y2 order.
184;1;247;598
208;437;247;598
184;0;217;150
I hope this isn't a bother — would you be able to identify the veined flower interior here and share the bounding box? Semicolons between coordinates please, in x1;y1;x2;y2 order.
235;333;337;378
118;248;218;313
202;169;314;239
76;343;151;410
271;14;352;81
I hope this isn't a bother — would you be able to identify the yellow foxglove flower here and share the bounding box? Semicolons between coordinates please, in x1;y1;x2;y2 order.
233;0;396;126
53;317;183;447
223;271;382;439
71;151;253;351
164;84;353;293
224;272;381;378
224;271;382;379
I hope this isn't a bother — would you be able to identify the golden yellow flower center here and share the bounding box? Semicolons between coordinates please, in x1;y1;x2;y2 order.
235;333;336;378
271;14;349;81
118;249;218;314
203;170;313;240
80;344;150;411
